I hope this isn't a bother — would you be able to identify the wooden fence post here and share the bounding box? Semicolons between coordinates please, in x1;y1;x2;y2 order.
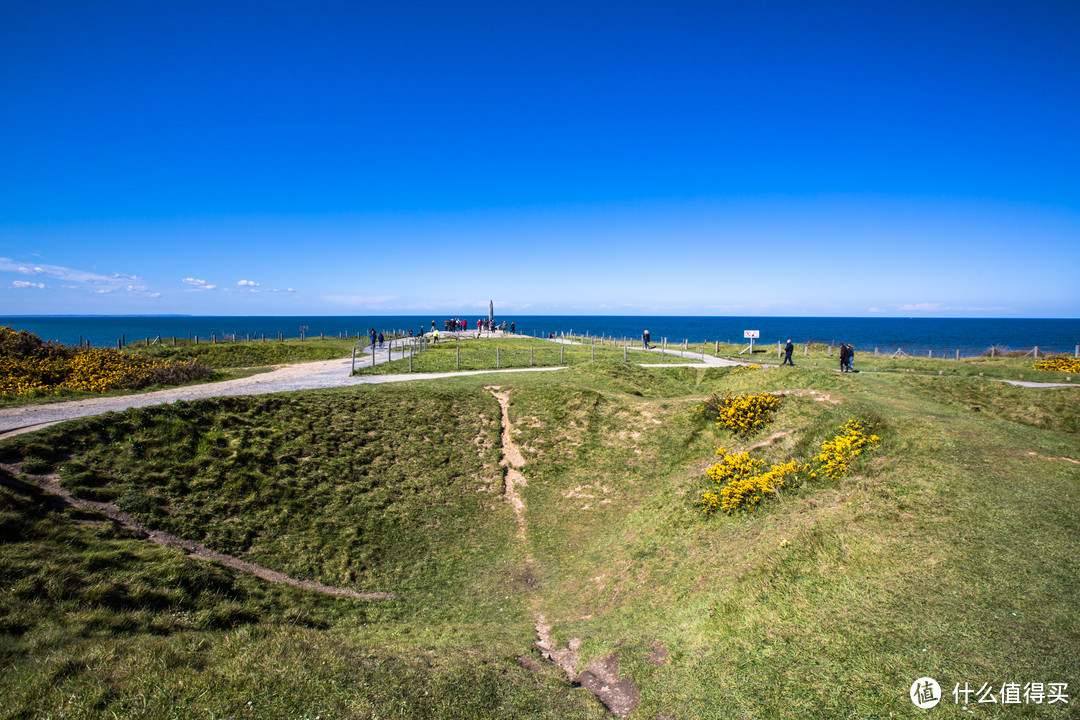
497;347;500;368
456;346;460;370
956;349;960;361
1034;346;1039;359
351;347;356;373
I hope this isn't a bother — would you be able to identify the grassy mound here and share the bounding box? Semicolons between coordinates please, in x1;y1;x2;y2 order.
0;363;1077;717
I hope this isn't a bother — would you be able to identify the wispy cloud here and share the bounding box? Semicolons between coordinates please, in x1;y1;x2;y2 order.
0;257;158;297
322;294;395;306
182;277;217;291
898;302;1012;313
238;279;260;287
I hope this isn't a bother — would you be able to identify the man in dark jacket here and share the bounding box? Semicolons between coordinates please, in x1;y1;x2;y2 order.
781;339;795;366
643;329;651;350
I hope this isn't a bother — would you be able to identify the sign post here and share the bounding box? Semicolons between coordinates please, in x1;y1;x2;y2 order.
744;330;760;354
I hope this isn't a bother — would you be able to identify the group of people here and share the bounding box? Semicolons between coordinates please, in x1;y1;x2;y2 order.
779;339;856;372
426;318;517;337
838;343;857;373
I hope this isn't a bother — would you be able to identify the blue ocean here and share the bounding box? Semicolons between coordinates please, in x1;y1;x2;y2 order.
2;315;1078;358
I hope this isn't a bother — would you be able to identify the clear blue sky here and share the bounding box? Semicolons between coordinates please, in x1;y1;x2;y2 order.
2;1;1077;317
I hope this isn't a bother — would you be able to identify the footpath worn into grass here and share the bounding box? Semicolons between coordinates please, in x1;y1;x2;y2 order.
0;359;1077;717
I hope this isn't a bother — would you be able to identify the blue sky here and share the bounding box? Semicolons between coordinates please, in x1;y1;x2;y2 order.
1;1;1077;317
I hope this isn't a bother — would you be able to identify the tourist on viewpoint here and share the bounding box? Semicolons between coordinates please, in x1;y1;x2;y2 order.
781;339;795;366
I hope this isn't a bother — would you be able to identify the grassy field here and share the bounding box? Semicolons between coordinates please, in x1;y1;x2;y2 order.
353;337;691;375
130;336;360;368
0;359;1077;718
680;340;1079;384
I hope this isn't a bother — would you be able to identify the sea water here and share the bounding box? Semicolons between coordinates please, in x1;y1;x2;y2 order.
2;315;1077;357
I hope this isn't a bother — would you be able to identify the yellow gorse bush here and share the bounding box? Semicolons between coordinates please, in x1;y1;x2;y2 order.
810;420;882;481
698;392;781;435
700;447;803;515
1033;355;1080;373
698;419;882;517
0;327;212;397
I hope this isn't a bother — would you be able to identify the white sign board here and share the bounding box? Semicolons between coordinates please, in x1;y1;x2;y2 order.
744;330;760;339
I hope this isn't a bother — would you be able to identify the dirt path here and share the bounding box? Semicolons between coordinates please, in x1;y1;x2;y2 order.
487;386;639;718
0;462;393;601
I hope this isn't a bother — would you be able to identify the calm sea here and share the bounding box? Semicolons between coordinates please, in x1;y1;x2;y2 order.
2;316;1078;357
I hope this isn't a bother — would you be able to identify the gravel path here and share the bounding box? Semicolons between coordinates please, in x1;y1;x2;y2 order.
0;346;562;438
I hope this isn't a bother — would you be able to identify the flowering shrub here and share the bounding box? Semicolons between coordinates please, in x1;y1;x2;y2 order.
0;327;211;397
700;447;803;515
809;420;881;480
698;392;781;435
1033;355;1080;373
729;365;760;376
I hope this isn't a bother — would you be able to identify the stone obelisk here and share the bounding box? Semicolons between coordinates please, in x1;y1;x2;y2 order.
488;300;494;325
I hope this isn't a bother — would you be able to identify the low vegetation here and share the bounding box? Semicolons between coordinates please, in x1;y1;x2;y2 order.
130;335;359;368
0;351;1077;717
352;338;688;375
0;326;212;399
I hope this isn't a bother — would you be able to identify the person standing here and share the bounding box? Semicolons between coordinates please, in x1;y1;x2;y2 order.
781;339;795;366
643;329;651;350
839;343;850;372
845;344;856;373
510;321;515;335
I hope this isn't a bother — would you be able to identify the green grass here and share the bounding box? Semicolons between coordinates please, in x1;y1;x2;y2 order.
130;336;360;368
0;361;1077;718
695;340;1080;384
354;338;691;375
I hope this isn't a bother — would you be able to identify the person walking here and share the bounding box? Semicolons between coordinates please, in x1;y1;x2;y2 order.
643;329;651;350
845;344;856;373
510;321;515;335
781;339;795;366
838;343;850;372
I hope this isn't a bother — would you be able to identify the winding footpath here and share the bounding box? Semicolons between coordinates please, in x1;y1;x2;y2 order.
0;340;1067;440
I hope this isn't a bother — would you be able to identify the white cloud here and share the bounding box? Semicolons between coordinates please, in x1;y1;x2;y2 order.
0;258;158;297
182;277;217;290
898;302;1012;313
238;280;260;287
12;280;46;289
